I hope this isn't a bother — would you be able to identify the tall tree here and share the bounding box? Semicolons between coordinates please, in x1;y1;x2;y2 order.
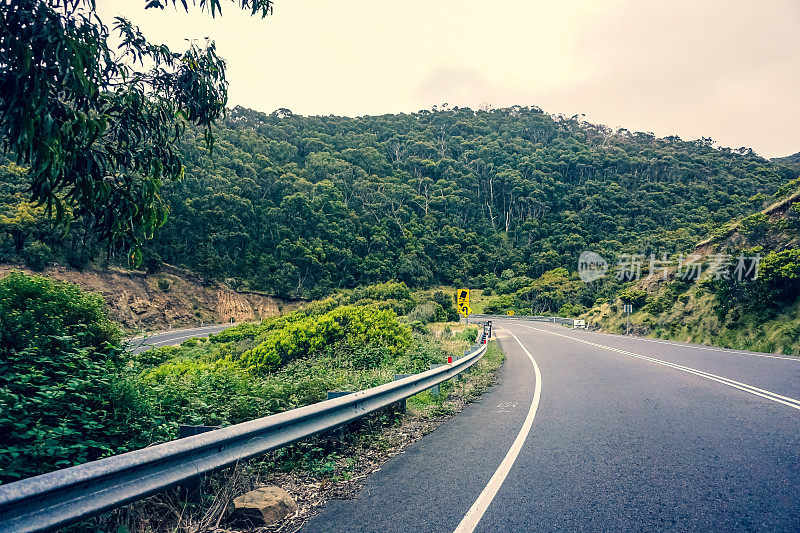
0;0;274;262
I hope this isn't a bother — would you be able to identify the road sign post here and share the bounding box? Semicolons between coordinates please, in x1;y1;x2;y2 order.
624;303;633;335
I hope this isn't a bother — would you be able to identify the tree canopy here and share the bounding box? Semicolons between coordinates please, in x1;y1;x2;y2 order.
2;104;796;297
0;0;273;262
141;105;792;298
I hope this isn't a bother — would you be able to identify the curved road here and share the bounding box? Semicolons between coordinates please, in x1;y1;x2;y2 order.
127;323;235;354
302;318;800;532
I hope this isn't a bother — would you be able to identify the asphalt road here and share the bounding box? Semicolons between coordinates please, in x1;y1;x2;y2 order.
127;323;235;354
301;319;800;532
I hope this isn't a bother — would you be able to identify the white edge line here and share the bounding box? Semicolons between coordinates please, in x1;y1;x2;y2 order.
585;329;800;362
453;328;542;533
130;328;228;348
519;323;800;411
128;324;233;342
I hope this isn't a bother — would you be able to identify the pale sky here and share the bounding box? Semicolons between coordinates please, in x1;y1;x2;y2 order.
97;0;800;158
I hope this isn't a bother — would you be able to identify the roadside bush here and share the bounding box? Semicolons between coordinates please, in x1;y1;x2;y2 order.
407;320;429;335
739;213;770;241
361;281;412;303
408;301;438;323
129;345;181;370
642;279;691;315
483;295;517;314
0;272;139;483
209;321;262;343
496;276;533;295
240;306;411;374
454;326;478;343
404;336;448;373
513;269;583;314
136;359;278;427
557;303;588;316
21;241;52;271
0;237;17;263
64;249;91;270
432;290;459;321
712;248;800;316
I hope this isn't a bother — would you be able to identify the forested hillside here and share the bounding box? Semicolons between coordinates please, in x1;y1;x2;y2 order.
772;151;800;170
2;106;795;298
584;180;800;354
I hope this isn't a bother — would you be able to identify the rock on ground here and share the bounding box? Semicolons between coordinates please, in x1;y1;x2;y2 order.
230;486;297;526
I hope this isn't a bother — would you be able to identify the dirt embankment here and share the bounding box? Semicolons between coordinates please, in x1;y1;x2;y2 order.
0;263;304;332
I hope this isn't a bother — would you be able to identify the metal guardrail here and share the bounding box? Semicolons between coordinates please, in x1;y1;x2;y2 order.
0;333;488;532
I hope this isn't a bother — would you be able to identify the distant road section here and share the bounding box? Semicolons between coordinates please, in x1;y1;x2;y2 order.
127;323;236;354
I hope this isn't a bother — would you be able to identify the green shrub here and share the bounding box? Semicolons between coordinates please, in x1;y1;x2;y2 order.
0;272;140;483
642;279;691;315
483;295;517;314
240;305;410;374
137;359;278;426
432;290;459;321
361;281;412;303
129;345;181;370
454;326;478;343
64;249;91;270
618;287;649;308
408;320;429;335
408;301;438;323
516;269;581;314
712;248;800;315
21;241;52;271
342;343;386;370
757;248;800;303
557;303;588;316
209;321;268;344
739;213;770;241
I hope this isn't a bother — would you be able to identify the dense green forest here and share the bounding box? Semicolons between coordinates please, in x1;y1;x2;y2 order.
1;106;795;299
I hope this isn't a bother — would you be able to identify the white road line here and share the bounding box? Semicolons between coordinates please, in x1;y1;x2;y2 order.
518;323;800;411
453;328;542;533
149;332;214;345
128;324;232;342
583;329;800;362
130;328;229;349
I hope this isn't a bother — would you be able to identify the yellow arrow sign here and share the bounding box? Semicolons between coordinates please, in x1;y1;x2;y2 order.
456;289;471;317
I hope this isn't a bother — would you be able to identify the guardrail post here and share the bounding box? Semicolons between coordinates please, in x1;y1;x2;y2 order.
177;424;219;499
325;392;354;440
429;363;449;390
393;374;413;412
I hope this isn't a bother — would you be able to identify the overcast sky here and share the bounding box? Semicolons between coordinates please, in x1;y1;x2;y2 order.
97;0;800;158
